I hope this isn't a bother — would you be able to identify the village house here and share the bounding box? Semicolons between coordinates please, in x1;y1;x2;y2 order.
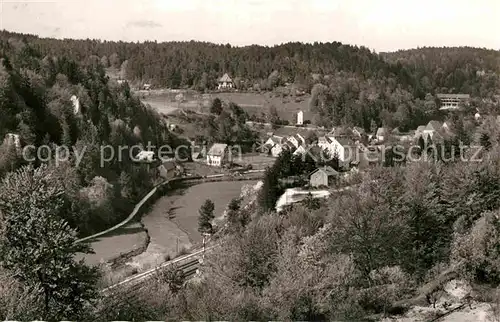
3;133;21;149
415;120;452;142
317;136;357;162
309;166;339;188
271;140;296;157
286;133;306;149
134;150;156;163
207;143;230;167
293;145;308;157
264;135;285;147
352;126;366;138
217;73;234;90
157;160;177;180
375;127;388;142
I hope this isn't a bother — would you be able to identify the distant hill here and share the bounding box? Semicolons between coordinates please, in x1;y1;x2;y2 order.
1;30;498;98
381;47;500;97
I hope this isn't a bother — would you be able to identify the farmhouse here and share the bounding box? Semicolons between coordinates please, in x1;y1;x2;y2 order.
218;73;234;90
310;166;339;188
207;143;229;167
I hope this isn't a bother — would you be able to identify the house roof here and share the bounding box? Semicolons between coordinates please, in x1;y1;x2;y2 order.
436;93;470;99
335;137;357;147
137;150;154;157
330;126;354;137
268;135;284;145
208;143;228;156
289;134;305;143
416;125;426;132
219;73;233;83
161;161;176;171
353;126;365;135
426;120;442;132
311;166;338;177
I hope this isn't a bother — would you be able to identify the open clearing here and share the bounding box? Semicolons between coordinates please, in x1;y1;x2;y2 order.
138;90;312;122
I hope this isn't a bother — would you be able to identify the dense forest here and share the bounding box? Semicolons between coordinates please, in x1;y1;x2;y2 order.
1;30;500;320
0;36;189;237
1;30;498;132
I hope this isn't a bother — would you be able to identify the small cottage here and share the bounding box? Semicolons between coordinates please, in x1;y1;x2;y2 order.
217;73;233;90
157;160;177;180
376;127;388;142
310;166;339;188
207;143;229;167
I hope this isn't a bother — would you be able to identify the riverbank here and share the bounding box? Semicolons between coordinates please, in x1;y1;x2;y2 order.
126;180;257;271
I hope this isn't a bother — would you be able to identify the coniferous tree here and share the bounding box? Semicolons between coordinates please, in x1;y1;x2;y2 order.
198;199;215;234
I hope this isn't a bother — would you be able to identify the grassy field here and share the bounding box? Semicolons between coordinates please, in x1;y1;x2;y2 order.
212;92;312;123
77;221;148;266
137;90;312;123
239;154;276;170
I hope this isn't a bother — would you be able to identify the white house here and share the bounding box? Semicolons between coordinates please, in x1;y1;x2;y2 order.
217;73;233;90
375;127;388;142
207;143;229;167
286;134;305;149
297;111;304;125
475;109;481;121
135;150;155;162
3;133;21;152
317;136;357;162
293;145;307;156
70;95;80;115
271;141;295;157
264;135;285;147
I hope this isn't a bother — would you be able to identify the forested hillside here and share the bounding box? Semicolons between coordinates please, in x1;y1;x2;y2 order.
1;30;498;132
0;36;188;236
1;30;498;99
382;47;500;97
